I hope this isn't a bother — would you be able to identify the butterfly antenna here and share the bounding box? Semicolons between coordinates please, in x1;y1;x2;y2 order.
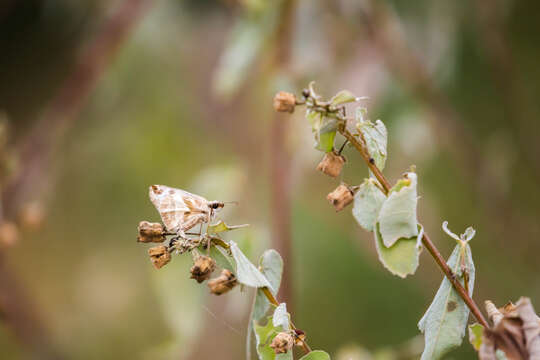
223;201;239;205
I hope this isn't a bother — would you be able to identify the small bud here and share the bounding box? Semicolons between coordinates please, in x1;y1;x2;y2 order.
273;91;296;113
327;184;354;212
302;88;310;98
190;255;216;283
138;221;166;243
316;151;346;178
0;222;18;248
270;332;294;354
148;245;171;269
207;269;237;295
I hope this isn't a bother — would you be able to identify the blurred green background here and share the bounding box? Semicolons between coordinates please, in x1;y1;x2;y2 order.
1;0;540;359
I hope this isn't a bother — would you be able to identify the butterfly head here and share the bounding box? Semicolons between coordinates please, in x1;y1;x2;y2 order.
208;201;225;211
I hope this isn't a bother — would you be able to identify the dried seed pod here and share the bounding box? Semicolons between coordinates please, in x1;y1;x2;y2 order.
190;255;216;283
138;221;166;243
327;184;354;211
270;332;294;354
273;91;296;113
0;222;18;248
207;269;237;295
148;245;171;269
317;151;346;178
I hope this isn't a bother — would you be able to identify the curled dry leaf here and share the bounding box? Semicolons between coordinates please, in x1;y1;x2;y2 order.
516;298;540;359
486;300;504;326
477;297;540;360
317;151;346;178
327;184;354;212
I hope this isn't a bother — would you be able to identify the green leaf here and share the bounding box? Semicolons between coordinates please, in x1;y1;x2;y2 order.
252;249;283;319
272;303;290;330
468;323;484;351
306;108;338;152
306;109;322;129
330;90;358;107
378;173;419;248
208;220;249;234
418;238;476;360
230;241;271;289
299;350;331;360
352;178;387;232
315;119;338;152
356;109;388;170
247;250;284;360
374;224;422;278
258;249;283;294
209;244;235;272
254;317;293;360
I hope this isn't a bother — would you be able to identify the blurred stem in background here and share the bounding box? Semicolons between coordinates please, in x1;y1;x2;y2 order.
0;1;154;358
269;0;296;308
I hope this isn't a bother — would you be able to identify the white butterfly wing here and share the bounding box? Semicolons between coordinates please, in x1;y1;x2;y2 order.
149;185;210;233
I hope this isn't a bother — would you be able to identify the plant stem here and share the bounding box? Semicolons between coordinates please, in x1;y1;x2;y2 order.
261;287;312;354
339;126;490;328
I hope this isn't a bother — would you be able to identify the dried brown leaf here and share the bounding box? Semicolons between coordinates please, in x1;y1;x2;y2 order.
515;297;540;359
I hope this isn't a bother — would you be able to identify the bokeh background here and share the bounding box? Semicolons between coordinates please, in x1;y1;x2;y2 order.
1;0;540;359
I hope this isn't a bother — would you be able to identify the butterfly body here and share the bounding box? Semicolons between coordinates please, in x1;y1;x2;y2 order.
149;185;224;236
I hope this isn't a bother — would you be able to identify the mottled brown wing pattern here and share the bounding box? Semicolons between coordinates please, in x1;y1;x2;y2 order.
149;185;210;234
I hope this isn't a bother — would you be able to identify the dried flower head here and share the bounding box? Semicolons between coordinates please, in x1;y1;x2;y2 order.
273;91;296;113
327;184;354;211
270;332;294;354
317;151;346;178
138;221;166;243
207;269;237;295
0;221;18;248
190;255;216;283
148;245;171;269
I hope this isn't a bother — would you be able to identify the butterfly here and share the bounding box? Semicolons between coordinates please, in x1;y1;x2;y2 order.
149;185;224;237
